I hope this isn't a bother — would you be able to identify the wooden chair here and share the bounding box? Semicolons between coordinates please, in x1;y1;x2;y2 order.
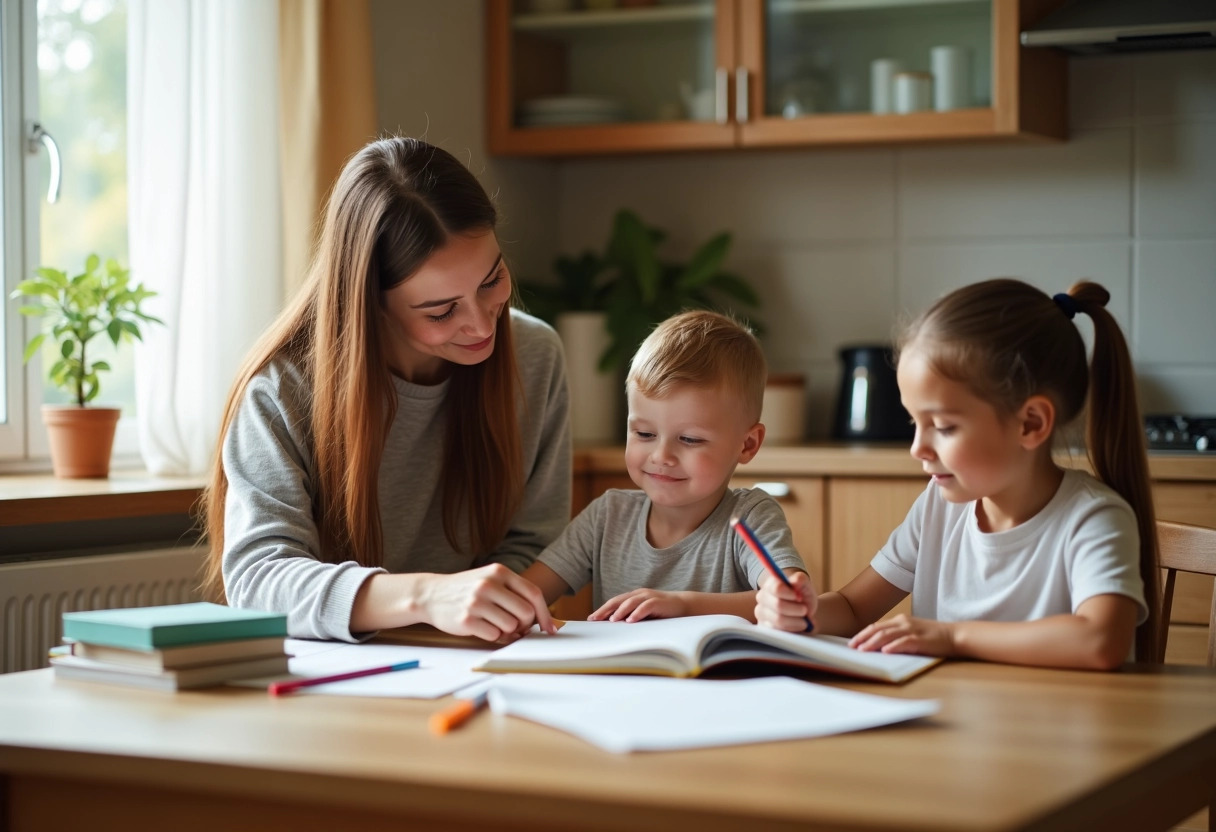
1157;520;1216;667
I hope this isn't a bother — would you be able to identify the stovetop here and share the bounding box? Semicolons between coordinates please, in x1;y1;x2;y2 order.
1145;414;1216;453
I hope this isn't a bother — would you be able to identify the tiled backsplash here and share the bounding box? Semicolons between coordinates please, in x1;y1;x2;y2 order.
555;51;1216;439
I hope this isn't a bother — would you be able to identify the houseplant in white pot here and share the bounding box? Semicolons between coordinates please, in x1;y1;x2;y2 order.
517;250;619;444
599;209;762;372
10;254;162;477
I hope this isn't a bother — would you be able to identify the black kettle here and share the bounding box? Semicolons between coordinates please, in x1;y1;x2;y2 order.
832;345;914;442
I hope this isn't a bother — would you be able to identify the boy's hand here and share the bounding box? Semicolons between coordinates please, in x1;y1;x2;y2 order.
754;571;817;632
849;614;956;656
589;589;688;622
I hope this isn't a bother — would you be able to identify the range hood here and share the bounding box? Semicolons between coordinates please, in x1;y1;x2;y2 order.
1021;0;1216;55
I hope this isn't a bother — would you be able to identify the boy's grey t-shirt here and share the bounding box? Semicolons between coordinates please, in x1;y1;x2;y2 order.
537;487;808;610
221;310;572;641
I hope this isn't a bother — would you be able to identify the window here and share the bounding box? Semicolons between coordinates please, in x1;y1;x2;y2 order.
1;0;135;464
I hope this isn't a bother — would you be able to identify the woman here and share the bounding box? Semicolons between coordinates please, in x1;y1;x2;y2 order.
201;137;568;642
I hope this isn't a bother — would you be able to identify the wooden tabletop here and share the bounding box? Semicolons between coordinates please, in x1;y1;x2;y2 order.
1;654;1214;832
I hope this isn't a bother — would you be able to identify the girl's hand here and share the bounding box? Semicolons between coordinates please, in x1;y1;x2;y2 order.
589;589;688;622
754;571;817;632
849;614;956;656
420;564;556;642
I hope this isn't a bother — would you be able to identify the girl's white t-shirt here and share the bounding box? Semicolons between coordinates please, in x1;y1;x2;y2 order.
871;469;1148;625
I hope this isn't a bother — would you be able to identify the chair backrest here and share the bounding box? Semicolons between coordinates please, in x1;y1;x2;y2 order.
1157;520;1216;667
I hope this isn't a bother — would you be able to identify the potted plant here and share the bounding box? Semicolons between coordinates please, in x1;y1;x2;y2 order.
517;210;762;444
517;250;619;444
10;254;162;477
599;209;761;372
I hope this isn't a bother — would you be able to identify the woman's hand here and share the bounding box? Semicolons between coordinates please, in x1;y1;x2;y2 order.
848;614;956;656
754;571;817;631
589;589;688;622
419;564;556;642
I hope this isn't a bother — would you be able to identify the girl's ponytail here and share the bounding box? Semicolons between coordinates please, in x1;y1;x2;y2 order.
1068;281;1160;661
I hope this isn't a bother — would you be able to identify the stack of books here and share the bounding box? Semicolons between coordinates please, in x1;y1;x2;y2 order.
51;602;290;691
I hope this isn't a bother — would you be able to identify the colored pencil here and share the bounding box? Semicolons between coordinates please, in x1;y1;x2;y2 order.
430;687;490;735
268;659;420;696
730;516;814;632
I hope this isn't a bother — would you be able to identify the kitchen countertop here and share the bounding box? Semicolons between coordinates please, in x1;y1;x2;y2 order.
2;445;1213;528
575;443;1216;481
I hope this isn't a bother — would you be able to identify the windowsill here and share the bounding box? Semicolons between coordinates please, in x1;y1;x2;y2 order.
0;468;207;527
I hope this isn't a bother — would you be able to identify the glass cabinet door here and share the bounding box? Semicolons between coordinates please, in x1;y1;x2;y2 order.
488;0;736;156
762;0;992;119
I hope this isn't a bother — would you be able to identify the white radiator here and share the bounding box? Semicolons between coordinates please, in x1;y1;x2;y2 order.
0;547;204;673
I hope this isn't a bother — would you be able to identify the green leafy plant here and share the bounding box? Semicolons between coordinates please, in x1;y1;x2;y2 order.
10;254;163;407
516;249;613;326
599;209;761;371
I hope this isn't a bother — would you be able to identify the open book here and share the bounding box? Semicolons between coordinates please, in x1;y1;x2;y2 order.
475;615;940;683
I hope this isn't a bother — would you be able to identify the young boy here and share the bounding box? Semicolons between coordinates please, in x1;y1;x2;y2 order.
522;310;808;622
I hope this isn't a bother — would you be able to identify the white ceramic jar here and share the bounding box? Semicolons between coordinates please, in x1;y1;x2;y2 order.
869;58;903;115
930;46;970;111
893;71;932;114
761;374;807;445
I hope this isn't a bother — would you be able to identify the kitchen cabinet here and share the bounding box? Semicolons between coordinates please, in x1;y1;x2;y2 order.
486;0;1066;157
826;477;924;618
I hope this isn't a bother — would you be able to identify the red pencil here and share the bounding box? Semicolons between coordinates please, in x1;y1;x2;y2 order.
268;660;420;696
730;516;814;632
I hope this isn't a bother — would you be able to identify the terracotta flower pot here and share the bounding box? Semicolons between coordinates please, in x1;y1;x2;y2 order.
41;405;121;478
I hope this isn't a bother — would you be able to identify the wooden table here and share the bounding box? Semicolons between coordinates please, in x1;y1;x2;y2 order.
1;656;1214;832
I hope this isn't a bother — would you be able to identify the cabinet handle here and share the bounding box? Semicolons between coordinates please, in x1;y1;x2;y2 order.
754;481;790;499
715;67;728;125
735;67;749;123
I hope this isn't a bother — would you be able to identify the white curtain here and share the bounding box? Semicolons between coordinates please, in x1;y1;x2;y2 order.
128;0;283;475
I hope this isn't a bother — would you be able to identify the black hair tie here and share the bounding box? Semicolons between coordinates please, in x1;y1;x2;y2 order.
1053;293;1080;320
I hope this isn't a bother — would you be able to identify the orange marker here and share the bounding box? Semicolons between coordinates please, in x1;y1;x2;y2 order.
430;687;490;735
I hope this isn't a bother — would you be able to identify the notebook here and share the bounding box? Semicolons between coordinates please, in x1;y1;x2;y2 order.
69;636;287;671
61;602;288;650
51;653;291;691
475;614;940;683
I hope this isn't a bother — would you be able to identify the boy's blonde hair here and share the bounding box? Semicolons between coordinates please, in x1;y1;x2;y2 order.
627;310;767;423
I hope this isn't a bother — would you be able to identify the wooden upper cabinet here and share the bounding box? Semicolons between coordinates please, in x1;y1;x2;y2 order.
486;0;1066;158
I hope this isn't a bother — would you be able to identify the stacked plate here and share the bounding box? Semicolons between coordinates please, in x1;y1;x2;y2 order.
517;95;627;127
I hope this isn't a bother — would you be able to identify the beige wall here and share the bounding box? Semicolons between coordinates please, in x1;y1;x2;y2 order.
371;3;1216;439
368;0;560;284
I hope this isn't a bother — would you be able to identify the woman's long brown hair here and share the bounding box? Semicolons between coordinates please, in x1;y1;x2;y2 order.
200;138;523;603
898;278;1159;661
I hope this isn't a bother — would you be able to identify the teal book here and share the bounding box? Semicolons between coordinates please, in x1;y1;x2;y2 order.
62;602;288;650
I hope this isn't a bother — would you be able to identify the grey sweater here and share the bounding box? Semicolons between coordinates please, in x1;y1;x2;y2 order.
538;488;807;610
221;310;572;640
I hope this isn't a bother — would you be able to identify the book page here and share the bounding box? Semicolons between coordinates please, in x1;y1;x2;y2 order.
478;615;748;672
487;674;940;753
702;631;940;682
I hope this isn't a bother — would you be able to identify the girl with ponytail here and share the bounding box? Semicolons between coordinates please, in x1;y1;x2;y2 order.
757;278;1157;669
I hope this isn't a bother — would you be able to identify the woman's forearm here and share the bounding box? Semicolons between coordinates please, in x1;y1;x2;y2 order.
349;572;431;632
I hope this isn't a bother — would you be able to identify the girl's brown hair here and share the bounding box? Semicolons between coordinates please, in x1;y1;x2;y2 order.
897;278;1159;661
200;137;523;603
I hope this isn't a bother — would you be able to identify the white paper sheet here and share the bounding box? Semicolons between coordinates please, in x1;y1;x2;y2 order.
486;674;939;753
229;641;492;699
